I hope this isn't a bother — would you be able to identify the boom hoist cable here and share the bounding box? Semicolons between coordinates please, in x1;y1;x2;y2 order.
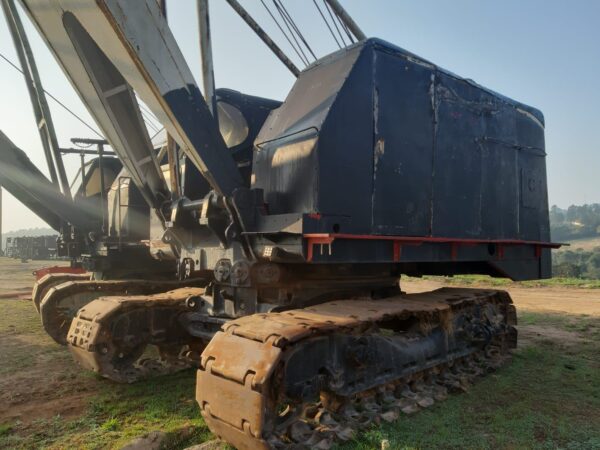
225;0;300;76
323;0;347;46
272;0;316;62
228;0;366;77
260;0;309;66
328;0;356;44
312;0;342;49
0;51;103;138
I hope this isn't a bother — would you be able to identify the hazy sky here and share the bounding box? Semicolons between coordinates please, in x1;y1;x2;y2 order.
0;0;599;232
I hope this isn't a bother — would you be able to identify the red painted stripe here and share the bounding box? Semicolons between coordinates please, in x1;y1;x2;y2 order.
304;233;562;248
303;233;562;262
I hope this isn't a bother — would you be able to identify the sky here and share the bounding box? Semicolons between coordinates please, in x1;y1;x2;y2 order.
0;0;599;232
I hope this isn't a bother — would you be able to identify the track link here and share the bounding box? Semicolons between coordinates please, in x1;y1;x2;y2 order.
196;288;517;450
40;278;207;345
67;286;208;383
32;272;91;313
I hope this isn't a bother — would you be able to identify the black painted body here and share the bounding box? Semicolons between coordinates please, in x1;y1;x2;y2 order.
182;88;282;200
245;38;551;280
254;39;549;241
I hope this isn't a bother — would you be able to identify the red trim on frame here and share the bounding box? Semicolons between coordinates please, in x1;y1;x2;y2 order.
303;233;562;262
33;265;86;281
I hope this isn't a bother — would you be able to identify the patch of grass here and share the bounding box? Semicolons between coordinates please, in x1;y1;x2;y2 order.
0;278;211;450
338;341;600;450
101;417;120;432
1;370;212;450
0;423;12;437
39;370;211;450
0;297;75;377
417;274;600;289
519;311;600;342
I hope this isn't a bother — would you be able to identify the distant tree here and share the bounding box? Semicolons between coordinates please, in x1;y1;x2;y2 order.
589;253;600;269
552;246;600;280
550;203;600;241
553;262;581;278
550;205;565;224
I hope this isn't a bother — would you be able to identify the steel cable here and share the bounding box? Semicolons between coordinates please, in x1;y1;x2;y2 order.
312;0;342;48
259;0;308;66
0;51;104;138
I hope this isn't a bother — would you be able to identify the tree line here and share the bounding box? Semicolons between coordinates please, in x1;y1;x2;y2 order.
550;203;600;241
551;204;600;279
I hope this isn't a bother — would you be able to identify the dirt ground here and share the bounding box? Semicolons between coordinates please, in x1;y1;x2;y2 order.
1;258;599;449
403;277;600;349
402;277;600;315
0;258;93;427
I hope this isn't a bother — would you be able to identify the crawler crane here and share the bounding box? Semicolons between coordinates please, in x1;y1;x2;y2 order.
18;0;558;447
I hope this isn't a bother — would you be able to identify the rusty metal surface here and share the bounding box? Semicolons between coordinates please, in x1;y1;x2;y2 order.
197;287;515;449
66;285;207;382
33;265;87;281
31;272;91;313
222;288;487;346
40;278;206;345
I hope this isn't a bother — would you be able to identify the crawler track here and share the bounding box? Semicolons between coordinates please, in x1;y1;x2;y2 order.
67;286;208;383
32;272;91;313
40;278;208;345
196;288;517;450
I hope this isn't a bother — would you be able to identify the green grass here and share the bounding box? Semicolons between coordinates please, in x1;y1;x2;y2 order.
337;312;600;450
0;424;11;438
0;295;212;450
418;274;600;289
519;311;600;342
0;300;68;376
68;370;212;449
1;369;213;450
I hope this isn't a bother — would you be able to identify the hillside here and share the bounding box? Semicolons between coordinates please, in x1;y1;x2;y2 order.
567;236;600;251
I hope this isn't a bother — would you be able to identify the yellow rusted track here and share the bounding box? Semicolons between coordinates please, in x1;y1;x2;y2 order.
197;288;516;449
66;286;208;383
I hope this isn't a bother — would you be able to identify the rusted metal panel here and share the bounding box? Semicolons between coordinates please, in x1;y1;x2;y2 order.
200;331;281;386
198;392;271;450
66;285;208;382
31;272;90;312
224;313;330;346
32;266;87;281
